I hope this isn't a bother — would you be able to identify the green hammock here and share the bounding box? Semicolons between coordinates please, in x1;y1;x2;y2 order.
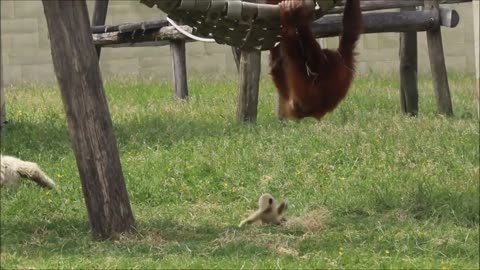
140;0;338;50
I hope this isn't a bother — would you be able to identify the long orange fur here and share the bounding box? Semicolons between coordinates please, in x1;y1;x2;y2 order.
267;0;363;120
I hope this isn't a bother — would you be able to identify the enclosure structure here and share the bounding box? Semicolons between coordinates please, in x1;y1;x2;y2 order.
35;0;337;239
41;0;136;240
90;0;473;119
0;0;477;240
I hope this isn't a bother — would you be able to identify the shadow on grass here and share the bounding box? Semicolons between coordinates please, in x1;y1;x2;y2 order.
0;215;288;260
0;110;269;158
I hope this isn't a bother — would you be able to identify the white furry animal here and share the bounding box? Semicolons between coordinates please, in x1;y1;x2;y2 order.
1;155;56;189
239;193;288;227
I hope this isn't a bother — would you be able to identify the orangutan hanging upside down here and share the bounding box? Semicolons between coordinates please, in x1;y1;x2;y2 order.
268;0;363;120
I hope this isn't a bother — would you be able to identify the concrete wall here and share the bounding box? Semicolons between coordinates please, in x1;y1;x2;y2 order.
0;1;476;85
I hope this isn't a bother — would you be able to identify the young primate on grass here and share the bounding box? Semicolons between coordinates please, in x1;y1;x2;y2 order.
239;193;288;227
1;155;56;189
268;0;363;120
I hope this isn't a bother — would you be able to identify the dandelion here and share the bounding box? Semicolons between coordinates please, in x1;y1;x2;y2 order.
56;173;64;179
385;250;390;255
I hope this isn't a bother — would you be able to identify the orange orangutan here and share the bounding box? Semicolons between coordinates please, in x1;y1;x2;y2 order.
267;0;363;120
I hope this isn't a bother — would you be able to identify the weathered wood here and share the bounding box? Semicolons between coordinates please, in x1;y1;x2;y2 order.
474;0;480;117
91;0;109;57
399;7;419;117
232;47;241;72
0;28;5;135
330;0;471;14
92;24;119;34
311;9;458;38
93;25;193;47
237;50;261;122
440;8;460;28
170;40;189;100
119;20;169;33
92;9;457;48
42;0;135;239
424;0;453;116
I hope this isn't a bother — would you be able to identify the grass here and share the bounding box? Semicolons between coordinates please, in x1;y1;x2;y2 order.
1;73;478;269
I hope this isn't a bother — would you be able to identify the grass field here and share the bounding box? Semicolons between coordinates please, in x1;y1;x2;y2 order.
1;73;478;269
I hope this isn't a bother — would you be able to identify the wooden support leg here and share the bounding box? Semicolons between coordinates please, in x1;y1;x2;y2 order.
232;47;241;72
473;0;480;118
399;7;419;117
0;27;5;135
237;49;261;123
42;0;135;240
170;40;189;100
91;0;109;57
424;0;453;116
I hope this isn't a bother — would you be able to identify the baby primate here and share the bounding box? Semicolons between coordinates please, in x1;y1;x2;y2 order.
268;0;363;120
239;193;288;227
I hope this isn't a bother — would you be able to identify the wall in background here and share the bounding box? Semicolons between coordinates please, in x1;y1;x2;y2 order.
0;1;476;85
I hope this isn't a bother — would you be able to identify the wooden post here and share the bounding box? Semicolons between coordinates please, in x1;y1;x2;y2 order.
399;7;419;116
0;25;5;134
170;40;189;100
91;0;109;57
232;47;241;72
42;0;135;240
424;0;453;116
473;0;480;117
237;49;261;122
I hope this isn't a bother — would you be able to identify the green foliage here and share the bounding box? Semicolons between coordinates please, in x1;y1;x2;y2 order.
1;73;478;269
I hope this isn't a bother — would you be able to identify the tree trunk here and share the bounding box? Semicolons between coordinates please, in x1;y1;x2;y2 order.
42;0;135;240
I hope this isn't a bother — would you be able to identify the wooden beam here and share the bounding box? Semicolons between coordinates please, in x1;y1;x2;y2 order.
311;9;458;38
92;9;458;48
330;0;471;14
93;25;191;47
42;0;135;240
170;40;189;100
424;0;453;116
237;50;261;122
474;0;480;117
399;7;419;117
91;0;109;57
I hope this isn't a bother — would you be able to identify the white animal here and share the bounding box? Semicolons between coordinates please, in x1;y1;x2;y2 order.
239;193;288;227
1;155;56;189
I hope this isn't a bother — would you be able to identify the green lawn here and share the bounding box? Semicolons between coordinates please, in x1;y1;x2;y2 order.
1;73;478;269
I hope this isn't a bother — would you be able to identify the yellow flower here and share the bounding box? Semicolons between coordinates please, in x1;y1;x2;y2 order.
385;250;390;255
